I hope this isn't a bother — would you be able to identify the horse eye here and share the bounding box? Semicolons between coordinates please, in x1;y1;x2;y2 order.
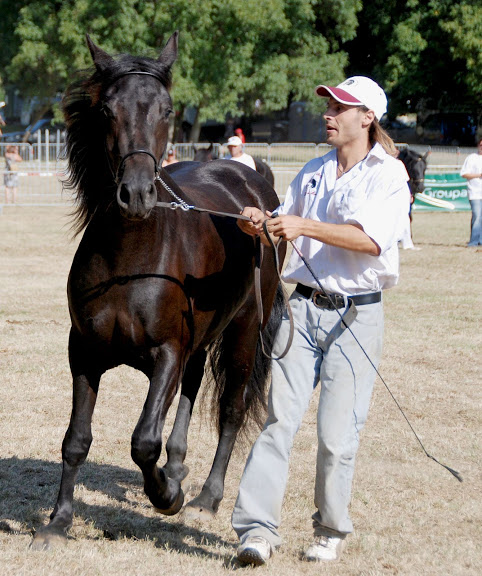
101;104;114;119
165;109;173;119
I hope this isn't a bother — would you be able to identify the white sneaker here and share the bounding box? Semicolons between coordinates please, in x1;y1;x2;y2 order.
304;534;346;562
237;536;272;566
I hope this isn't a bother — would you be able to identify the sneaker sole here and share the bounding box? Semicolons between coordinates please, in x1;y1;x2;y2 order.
237;549;268;566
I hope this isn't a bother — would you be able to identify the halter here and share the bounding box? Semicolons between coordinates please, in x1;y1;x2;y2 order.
116;149;160;184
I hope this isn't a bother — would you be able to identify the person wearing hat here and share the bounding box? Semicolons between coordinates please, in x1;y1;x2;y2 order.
232;77;410;565
226;135;256;170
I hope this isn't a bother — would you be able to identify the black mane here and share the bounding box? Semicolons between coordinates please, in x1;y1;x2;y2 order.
62;54;172;234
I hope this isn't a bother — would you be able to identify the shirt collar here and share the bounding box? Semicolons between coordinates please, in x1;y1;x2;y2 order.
367;142;387;162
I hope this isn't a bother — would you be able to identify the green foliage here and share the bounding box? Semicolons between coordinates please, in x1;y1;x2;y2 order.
1;0;352;125
347;0;482;116
1;0;480;127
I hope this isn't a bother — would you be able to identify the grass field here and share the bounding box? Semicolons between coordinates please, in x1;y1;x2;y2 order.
0;207;480;576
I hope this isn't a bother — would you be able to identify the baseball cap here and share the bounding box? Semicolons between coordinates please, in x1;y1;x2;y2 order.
227;136;243;146
315;76;387;121
0;101;5;108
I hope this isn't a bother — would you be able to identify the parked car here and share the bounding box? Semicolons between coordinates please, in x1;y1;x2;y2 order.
1;118;66;144
416;113;477;146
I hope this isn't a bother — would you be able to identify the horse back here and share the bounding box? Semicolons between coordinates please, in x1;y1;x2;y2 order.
165;159;280;214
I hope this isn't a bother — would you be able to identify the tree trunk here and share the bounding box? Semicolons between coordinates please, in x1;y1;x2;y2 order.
190;107;202;143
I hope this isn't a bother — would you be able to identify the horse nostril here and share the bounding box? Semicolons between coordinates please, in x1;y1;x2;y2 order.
119;184;130;206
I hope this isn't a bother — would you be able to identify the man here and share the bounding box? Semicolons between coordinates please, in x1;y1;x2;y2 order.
232;77;410;565
226;135;256;170
460;138;482;246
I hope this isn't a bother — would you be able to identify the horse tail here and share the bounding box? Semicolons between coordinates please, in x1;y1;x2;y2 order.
205;282;285;437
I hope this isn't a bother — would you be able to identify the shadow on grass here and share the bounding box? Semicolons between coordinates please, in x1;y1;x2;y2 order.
0;457;237;561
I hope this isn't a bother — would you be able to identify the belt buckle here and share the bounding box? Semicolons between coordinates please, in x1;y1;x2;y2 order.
312;290;331;309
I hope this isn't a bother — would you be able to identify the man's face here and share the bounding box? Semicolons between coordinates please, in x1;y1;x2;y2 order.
228;144;242;158
477;140;482;154
323;98;372;148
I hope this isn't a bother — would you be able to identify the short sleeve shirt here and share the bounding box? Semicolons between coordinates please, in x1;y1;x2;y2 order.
460;153;482;200
228;153;256;171
278;143;411;295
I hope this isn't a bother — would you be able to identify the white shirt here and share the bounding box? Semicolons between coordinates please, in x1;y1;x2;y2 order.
278;143;411;295
227;152;256;171
460;153;482;200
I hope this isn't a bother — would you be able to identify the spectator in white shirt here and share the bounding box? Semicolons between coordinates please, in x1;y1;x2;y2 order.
225;136;256;171
460;138;482;246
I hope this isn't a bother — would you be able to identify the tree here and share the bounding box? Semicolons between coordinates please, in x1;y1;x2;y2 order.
151;0;357;139
2;0;358;139
345;0;482;118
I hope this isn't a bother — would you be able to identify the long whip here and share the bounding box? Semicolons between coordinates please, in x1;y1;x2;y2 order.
264;221;462;483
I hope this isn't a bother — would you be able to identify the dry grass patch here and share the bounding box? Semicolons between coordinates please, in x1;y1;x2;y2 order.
0;207;480;576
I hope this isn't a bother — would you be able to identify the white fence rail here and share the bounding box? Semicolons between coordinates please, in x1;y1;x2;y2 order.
1;137;476;208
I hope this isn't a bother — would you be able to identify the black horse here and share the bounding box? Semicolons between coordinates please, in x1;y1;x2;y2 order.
32;32;285;549
194;143;275;187
193;143;218;162
398;148;429;199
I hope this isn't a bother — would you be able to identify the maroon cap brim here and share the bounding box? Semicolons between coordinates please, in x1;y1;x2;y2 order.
315;85;362;105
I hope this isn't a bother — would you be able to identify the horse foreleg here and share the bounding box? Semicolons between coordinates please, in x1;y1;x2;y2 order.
31;371;100;549
131;347;184;516
164;349;207;483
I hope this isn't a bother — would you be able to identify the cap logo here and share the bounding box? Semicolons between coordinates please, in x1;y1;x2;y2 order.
343;79;356;86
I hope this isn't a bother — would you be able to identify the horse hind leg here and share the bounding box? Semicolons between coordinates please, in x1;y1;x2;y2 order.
31;369;100;550
183;316;264;522
163;349;207;484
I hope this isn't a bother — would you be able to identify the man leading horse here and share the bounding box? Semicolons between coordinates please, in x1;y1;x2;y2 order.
232;76;411;565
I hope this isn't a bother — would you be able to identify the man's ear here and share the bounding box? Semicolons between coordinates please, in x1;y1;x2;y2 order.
362;109;375;128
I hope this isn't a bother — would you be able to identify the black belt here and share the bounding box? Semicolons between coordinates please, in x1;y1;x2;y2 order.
295;283;381;310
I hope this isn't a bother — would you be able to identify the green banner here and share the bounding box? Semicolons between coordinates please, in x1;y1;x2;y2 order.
413;173;470;212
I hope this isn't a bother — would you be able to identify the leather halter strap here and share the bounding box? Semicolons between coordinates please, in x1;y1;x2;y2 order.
116;149;160;183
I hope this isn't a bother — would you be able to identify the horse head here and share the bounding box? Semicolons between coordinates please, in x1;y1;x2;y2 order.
398;148;429;196
193;143;216;162
90;33;178;220
63;32;178;229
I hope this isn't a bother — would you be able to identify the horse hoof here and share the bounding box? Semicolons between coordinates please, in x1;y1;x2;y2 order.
181;502;216;524
154;488;184;516
30;530;67;551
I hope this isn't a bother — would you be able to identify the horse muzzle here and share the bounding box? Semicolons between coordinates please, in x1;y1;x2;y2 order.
117;179;157;220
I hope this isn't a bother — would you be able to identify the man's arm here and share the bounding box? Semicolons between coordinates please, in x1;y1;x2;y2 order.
238;207;380;255
461;172;482;180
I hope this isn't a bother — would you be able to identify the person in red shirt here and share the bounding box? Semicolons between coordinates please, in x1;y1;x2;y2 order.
234;127;246;144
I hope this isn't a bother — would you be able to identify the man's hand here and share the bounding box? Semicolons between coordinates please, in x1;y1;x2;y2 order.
237;207;269;236
265;214;305;242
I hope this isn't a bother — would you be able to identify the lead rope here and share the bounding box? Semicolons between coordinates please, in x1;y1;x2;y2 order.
267;224;461;483
154;172;295;360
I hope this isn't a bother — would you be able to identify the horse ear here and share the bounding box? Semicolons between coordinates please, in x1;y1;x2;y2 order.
86;34;114;71
423;150;431;160
159;31;179;69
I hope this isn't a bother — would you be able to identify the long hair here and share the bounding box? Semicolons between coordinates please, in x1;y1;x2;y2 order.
369;119;398;156
358;105;397;157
